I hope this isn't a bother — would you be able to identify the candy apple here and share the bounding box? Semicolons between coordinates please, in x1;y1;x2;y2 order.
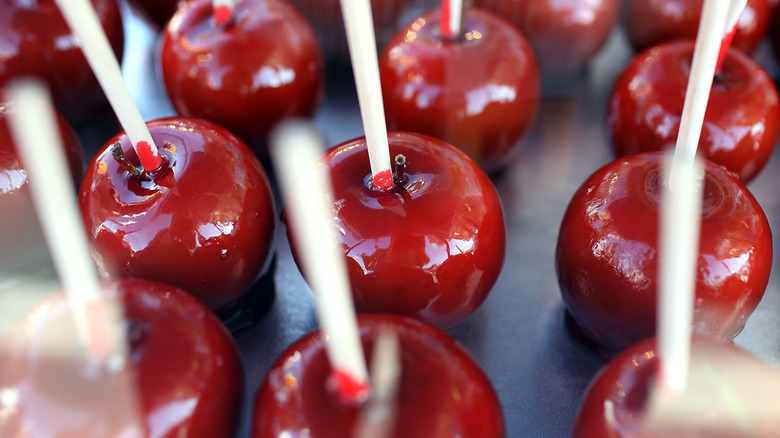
472;0;619;74
608;40;779;183
555;152;771;355
253;314;505;437
287;0;413;63
159;0;324;158
288;132;505;329
573;336;780;437
0;94;85;271
126;0;180;28
0;0;124;122
79;117;276;315
0;278;244;438
379;8;540;174
624;0;771;55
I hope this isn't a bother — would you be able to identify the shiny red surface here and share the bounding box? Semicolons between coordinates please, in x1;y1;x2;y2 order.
624;0;771;55
473;0;619;74
127;0;179;28
608;40;779;183
379;9;539;174
289;132;505;329
79;117;276;312
0;278;243;438
555;152;772;354
0;0;124;121
572;336;780;437
159;0;324;155
252;314;505;437
121;279;244;438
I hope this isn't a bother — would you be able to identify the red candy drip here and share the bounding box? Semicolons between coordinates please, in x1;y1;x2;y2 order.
716;27;736;71
372;169;394;191
214;5;233;27
135;140;163;173
440;0;455;40
327;368;370;405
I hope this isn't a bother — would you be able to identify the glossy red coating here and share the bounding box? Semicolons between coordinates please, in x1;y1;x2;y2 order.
573;336;780;437
624;0;771;55
253;314;505;437
608;40;779;183
79;117;276;312
0;0;124;121
379;9;539;175
0;278;244;438
289;132;506;329
555;152;772;354
473;0;619;74
126;0;179;28
159;0;324;155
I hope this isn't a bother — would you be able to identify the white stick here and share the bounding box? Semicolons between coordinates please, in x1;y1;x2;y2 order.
354;328;401;438
658;0;729;396
54;0;162;172
441;0;464;39
716;0;747;69
271;120;370;403
6;80;113;359
658;156;702;395
339;0;394;191
724;0;747;36
671;0;729;173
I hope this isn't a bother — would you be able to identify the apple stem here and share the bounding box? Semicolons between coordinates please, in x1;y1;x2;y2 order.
111;142;141;176
213;0;235;27
393;154;406;184
440;0;464;40
715;0;747;71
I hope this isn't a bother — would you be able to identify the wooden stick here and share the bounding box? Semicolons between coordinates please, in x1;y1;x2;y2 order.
271;119;371;404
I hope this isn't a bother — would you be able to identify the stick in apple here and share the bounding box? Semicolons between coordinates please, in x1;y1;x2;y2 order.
6;79;125;363
658;0;730;395
271;120;371;404
440;0;464;40
716;0;748;70
54;0;163;174
354;327;401;438
213;0;235;26
339;0;394;191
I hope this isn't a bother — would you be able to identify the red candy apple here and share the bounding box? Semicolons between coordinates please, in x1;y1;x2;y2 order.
288;132;505;329
0;0;124;122
473;0;619;74
624;0;771;55
288;0;413;62
0;278;243;438
608;40;779;183
379;8;540;174
79;117;276;314
159;0;324;157
0;94;85;271
556;152;771;355
253;314;505;437
573;336;780;437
